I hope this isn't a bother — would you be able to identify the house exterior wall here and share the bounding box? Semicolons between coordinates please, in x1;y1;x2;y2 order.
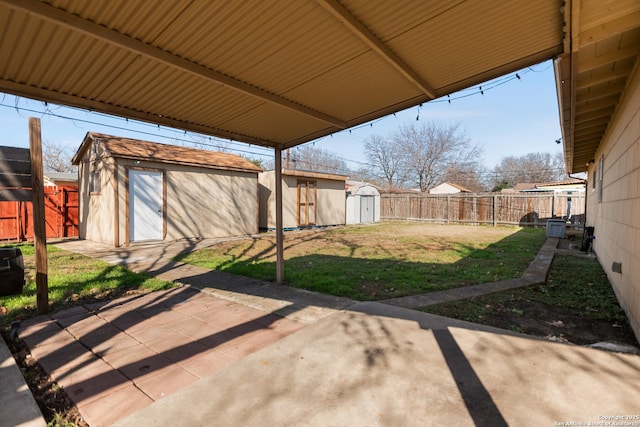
115;159;258;246
77;155;117;245
586;61;640;342
259;170;346;229
308;175;345;227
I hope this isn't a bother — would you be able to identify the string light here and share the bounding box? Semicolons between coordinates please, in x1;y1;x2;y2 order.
3;64;539;173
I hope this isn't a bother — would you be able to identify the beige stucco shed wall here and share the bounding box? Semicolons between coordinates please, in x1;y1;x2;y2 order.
259;170;346;229
114;159;258;246
78;149;258;247
586;61;640;341
77;155;117;246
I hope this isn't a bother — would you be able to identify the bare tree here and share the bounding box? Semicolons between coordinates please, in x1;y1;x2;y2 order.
363;135;407;190
43;142;77;173
286;145;350;175
394;121;483;192
348;166;380;185
186;135;229;152
491;152;568;188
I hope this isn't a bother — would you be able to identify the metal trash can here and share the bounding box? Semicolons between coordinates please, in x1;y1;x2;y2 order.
0;247;25;296
546;219;567;238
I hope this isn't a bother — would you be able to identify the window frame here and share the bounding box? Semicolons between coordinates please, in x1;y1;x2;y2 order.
597;155;604;203
89;162;100;195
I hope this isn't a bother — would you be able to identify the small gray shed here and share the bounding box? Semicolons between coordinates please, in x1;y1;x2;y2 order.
345;181;380;225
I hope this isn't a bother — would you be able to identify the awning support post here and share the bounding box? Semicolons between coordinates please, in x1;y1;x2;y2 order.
275;148;284;284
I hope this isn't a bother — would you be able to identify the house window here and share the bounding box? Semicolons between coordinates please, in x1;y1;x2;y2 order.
597;155;604;203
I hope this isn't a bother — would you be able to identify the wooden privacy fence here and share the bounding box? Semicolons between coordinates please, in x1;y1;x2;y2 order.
0;186;79;241
381;193;586;227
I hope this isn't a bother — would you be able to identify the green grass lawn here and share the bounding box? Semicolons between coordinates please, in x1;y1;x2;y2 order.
0;244;174;327
176;223;547;300
420;252;638;346
422;254;627;323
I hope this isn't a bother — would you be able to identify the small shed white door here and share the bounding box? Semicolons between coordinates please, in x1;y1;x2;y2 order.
360;195;374;223
129;170;163;242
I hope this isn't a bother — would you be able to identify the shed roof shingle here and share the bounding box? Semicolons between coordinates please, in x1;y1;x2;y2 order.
73;133;262;173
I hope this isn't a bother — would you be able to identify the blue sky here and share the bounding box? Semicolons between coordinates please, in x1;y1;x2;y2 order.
0;60;562;170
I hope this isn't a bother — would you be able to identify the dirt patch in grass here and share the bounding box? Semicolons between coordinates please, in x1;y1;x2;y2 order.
479;300;634;345
177;222;547;300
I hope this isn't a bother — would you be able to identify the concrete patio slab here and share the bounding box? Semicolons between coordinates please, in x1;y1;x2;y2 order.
116;301;640;427
10;235;632;427
15;286;308;427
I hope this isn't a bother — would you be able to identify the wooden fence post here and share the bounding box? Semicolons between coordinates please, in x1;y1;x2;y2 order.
446;196;450;224
493;195;497;227
29;118;48;314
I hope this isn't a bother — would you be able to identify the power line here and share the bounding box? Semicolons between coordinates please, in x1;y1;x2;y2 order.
0;102;275;159
2;63;547;170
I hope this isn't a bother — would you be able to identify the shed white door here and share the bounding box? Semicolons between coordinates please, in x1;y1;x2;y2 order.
360;196;374;223
129;170;163;242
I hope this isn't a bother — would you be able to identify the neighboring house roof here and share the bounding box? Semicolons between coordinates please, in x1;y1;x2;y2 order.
72;132;262;174
536;179;586;188
429;182;473;194
378;188;421;194
44;171;77;183
518;179;586;192
513;183;539;192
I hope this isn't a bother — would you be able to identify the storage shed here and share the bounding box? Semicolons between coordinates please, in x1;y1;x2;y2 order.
259;169;347;230
345;181;380;225
72;133;262;246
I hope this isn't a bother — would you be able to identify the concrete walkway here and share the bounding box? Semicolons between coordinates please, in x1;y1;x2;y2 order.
380;237;559;308
5;236;640;426
0;333;46;427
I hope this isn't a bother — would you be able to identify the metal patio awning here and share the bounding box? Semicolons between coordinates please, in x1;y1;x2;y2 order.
555;0;640;173
1;0;564;150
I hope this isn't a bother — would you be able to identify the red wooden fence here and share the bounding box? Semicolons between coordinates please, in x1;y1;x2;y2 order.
0;186;78;241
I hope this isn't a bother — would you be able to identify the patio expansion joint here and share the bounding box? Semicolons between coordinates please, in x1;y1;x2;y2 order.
379;237;559;309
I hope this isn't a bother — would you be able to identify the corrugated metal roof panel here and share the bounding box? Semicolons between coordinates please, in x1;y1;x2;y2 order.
287;51;420;118
556;0;640;173
389;1;563;91
0;0;569;150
